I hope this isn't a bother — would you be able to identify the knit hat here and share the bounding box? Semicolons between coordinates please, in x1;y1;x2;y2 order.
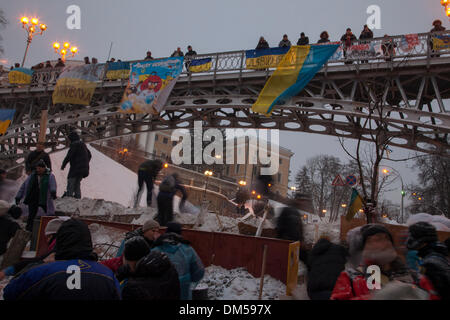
124;236;150;261
166;222;182;235
142;219;160;233
45;218;66;236
0;200;10;216
361;224;394;247
406;222;438;250
8;205;22;219
68;131;80;142
36;159;47;168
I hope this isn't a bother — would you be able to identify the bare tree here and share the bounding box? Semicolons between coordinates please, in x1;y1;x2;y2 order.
0;9;7;55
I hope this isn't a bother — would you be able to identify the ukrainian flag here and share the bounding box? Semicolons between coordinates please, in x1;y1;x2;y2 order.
189;58;212;73
432;35;450;50
8;68;34;84
0;109;15;135
252;44;339;116
245;47;290;70
106;61;130;80
345;188;364;221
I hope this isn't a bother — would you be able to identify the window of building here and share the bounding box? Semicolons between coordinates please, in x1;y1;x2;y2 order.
226;166;230;176
163;137;168;144
278;173;282;183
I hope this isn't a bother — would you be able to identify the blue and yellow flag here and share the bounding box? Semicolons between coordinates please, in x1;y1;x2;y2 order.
252;44;339;115
245;47;290;70
432;35;450;50
8;68;34;84
345;188;364;221
189;58;212;73
106;61;130;80
53;64;106;105
0;109;15;135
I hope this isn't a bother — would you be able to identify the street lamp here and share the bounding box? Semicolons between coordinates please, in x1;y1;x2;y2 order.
203;170;213;201
382;166;405;223
238;180;247;186
20;16;47;67
53;41;78;61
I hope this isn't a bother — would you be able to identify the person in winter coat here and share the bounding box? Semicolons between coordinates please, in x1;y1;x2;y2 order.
278;34;291;48
331;224;439;300
306;237;348;300
156;173;187;227
0;217;67;280
61;131;92;199
430;19;446;33
317;31;330;44
0;200;21;257
171;47;184;57
359;25;374;41
101;219;161;274
297;32;309;45
120;236;180;300
3;219;121;300
25;142;52;174
407;222;450;300
256;36;269;50
151;224;204;300
340;28;357;63
134;159;163;208
15;160;57;231
184;45;197;71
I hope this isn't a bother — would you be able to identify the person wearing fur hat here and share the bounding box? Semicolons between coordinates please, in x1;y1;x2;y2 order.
0;200;21;258
61;131;92;199
430;20;446;57
331;224;438;300
407;222;450;300
119;236;180;300
15;160;57;231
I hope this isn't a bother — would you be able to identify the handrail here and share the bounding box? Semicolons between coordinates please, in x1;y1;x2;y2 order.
1;30;449;90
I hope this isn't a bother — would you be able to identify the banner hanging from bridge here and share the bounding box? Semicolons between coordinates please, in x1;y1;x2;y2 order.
252;44;339;116
8;68;34;84
189;58;212;73
0;109;15;135
106;61;130;80
432;35;450;50
245;47;290;69
52;64;107;105
120;57;183;114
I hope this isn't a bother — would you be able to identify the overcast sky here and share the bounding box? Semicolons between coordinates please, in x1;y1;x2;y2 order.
1;0;448;208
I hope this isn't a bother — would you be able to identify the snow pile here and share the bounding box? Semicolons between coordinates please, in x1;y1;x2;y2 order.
88;223;126;260
406;213;450;232
197;265;286;300
303;220;341;244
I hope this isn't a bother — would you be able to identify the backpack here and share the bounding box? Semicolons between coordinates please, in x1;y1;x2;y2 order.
159;175;176;193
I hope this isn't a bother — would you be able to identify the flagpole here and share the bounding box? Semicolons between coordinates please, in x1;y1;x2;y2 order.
106;42;113;62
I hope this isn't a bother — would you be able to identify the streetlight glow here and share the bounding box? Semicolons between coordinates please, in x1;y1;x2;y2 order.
163;163;169;168
31;18;38;25
70;47;78;54
238;180;246;186
63;42;70;49
441;0;449;6
257;194;261;200
53;42;60;50
40;24;47;31
19;15;47;67
21;17;29;25
341;204;347;208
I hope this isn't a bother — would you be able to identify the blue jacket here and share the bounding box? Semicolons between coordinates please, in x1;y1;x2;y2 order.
3;259;121;300
152;233;204;300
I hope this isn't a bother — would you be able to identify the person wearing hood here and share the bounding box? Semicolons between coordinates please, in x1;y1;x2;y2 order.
278;34;291;48
407;222;450;300
306;236;348;300
331;224;438;300
15;160;57;231
0;200;21;259
61;131;92;199
151;222;204;300
119;236;180;300
156;173;187;227
3;219;121;300
0;217;67;280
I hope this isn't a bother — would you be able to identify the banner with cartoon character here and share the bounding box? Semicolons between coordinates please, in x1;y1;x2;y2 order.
120;57;184;114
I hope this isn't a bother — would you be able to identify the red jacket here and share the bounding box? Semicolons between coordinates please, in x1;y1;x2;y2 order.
100;256;123;273
330;269;440;300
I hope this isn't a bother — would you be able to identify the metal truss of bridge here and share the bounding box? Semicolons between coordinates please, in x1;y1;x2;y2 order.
0;31;449;170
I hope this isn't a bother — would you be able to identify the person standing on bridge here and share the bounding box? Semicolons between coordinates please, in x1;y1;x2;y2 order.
297;32;309;45
278;34;291;48
184;45;197;72
340;28;357;64
15;160;57;231
171;47;184;57
61;131;91;199
134;159;163;208
430;20;446;57
156;173;187;226
317;31;330;44
256;36;269;49
144;51;154;60
25;142;52;175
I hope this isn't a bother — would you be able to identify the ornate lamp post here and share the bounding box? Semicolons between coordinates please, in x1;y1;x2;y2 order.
382;166;405;223
53;41;78;61
20;16;47;67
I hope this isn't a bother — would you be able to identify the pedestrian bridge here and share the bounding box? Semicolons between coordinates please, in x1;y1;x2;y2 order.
1;31;449;170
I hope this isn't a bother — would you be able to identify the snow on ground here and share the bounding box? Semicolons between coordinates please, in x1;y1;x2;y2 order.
88;223;126;260
406;213;450;232
50;144;147;207
197;265;286;300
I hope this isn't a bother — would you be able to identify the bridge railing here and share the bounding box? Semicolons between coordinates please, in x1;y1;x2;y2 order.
2;30;450;89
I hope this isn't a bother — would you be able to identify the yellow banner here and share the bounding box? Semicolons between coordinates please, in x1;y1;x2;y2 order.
246;54;286;70
106;69;130;80
0;120;11;135
52;78;98;105
286;241;300;296
8;70;32;84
